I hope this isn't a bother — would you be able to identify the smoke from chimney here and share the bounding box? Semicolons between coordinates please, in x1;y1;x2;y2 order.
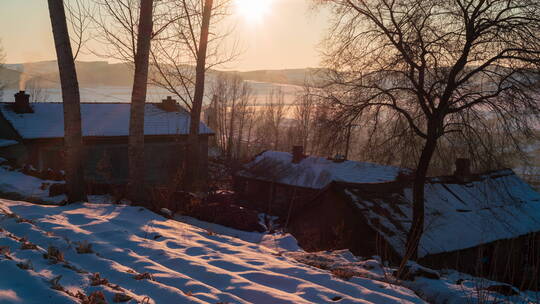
19;73;28;91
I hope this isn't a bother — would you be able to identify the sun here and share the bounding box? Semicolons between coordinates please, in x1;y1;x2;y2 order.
234;0;273;24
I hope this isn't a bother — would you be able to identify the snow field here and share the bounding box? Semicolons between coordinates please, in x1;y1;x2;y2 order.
0;200;424;304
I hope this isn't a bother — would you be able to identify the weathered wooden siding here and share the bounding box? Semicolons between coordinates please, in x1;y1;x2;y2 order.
234;176;320;216
420;232;540;290
287;187;400;261
8;135;210;186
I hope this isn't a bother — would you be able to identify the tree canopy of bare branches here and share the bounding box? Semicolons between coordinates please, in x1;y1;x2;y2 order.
89;0;236;192
150;0;236;111
209;73;255;161
89;0;172;63
65;0;95;60
317;0;540;268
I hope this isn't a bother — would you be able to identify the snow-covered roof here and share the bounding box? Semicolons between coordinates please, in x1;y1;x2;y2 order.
342;170;540;258
0;139;19;148
238;151;406;189
0;102;213;139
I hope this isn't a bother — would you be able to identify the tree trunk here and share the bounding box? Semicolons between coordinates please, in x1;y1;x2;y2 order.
236;109;245;160
397;127;438;276
227;98;236;160
128;0;154;202
48;0;87;203
184;0;213;192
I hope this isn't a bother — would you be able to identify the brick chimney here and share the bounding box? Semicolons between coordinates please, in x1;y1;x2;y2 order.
454;158;471;177
292;146;305;163
160;96;178;112
13;91;33;113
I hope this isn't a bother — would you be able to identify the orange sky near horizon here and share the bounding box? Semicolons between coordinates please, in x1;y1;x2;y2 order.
0;0;330;71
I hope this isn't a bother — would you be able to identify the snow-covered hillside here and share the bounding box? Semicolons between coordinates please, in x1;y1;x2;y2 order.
0;199;424;304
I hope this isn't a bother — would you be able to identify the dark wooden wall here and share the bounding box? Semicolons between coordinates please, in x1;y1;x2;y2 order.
9;135;210;186
234;177;320;216
286;187;401;261
421;232;540;290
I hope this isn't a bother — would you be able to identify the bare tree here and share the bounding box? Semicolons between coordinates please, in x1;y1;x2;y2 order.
149;0;235;110
88;0;176;200
128;0;154;202
234;81;254;160
65;0;94;60
90;1;167;63
225;75;241;160
209;73;254;160
48;0;87;202
318;0;540;270
183;0;214;192
302;98;342;157
210;79;228;152
150;0;236;191
293;90;316;152
265;89;287;151
26;79;50;103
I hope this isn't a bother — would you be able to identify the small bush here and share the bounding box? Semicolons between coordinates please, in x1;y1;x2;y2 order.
21;242;38;251
5;212;18;219
0;246;10;255
89;273;109;286
50;275;64;291
43;246;64;263
16;260;33;270
331;268;355;281
76;241;94;254
78;290;108;304
134;272;154;281
113;293;132;303
16;217;35;225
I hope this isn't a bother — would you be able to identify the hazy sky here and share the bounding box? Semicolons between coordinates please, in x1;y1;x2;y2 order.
0;0;330;71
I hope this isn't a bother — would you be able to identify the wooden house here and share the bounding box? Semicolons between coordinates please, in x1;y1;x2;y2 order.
0;91;214;185
290;170;540;290
234;148;405;216
237;149;540;289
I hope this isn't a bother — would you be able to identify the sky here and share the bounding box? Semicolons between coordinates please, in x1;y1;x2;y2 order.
0;0;330;71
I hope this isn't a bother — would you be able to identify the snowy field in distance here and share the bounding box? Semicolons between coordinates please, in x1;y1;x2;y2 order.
2;80;303;106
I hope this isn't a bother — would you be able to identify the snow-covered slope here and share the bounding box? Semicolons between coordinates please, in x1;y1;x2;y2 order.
0;162;65;203
0;199;424;304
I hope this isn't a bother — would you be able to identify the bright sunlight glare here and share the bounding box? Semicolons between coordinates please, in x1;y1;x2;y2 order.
234;0;273;24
